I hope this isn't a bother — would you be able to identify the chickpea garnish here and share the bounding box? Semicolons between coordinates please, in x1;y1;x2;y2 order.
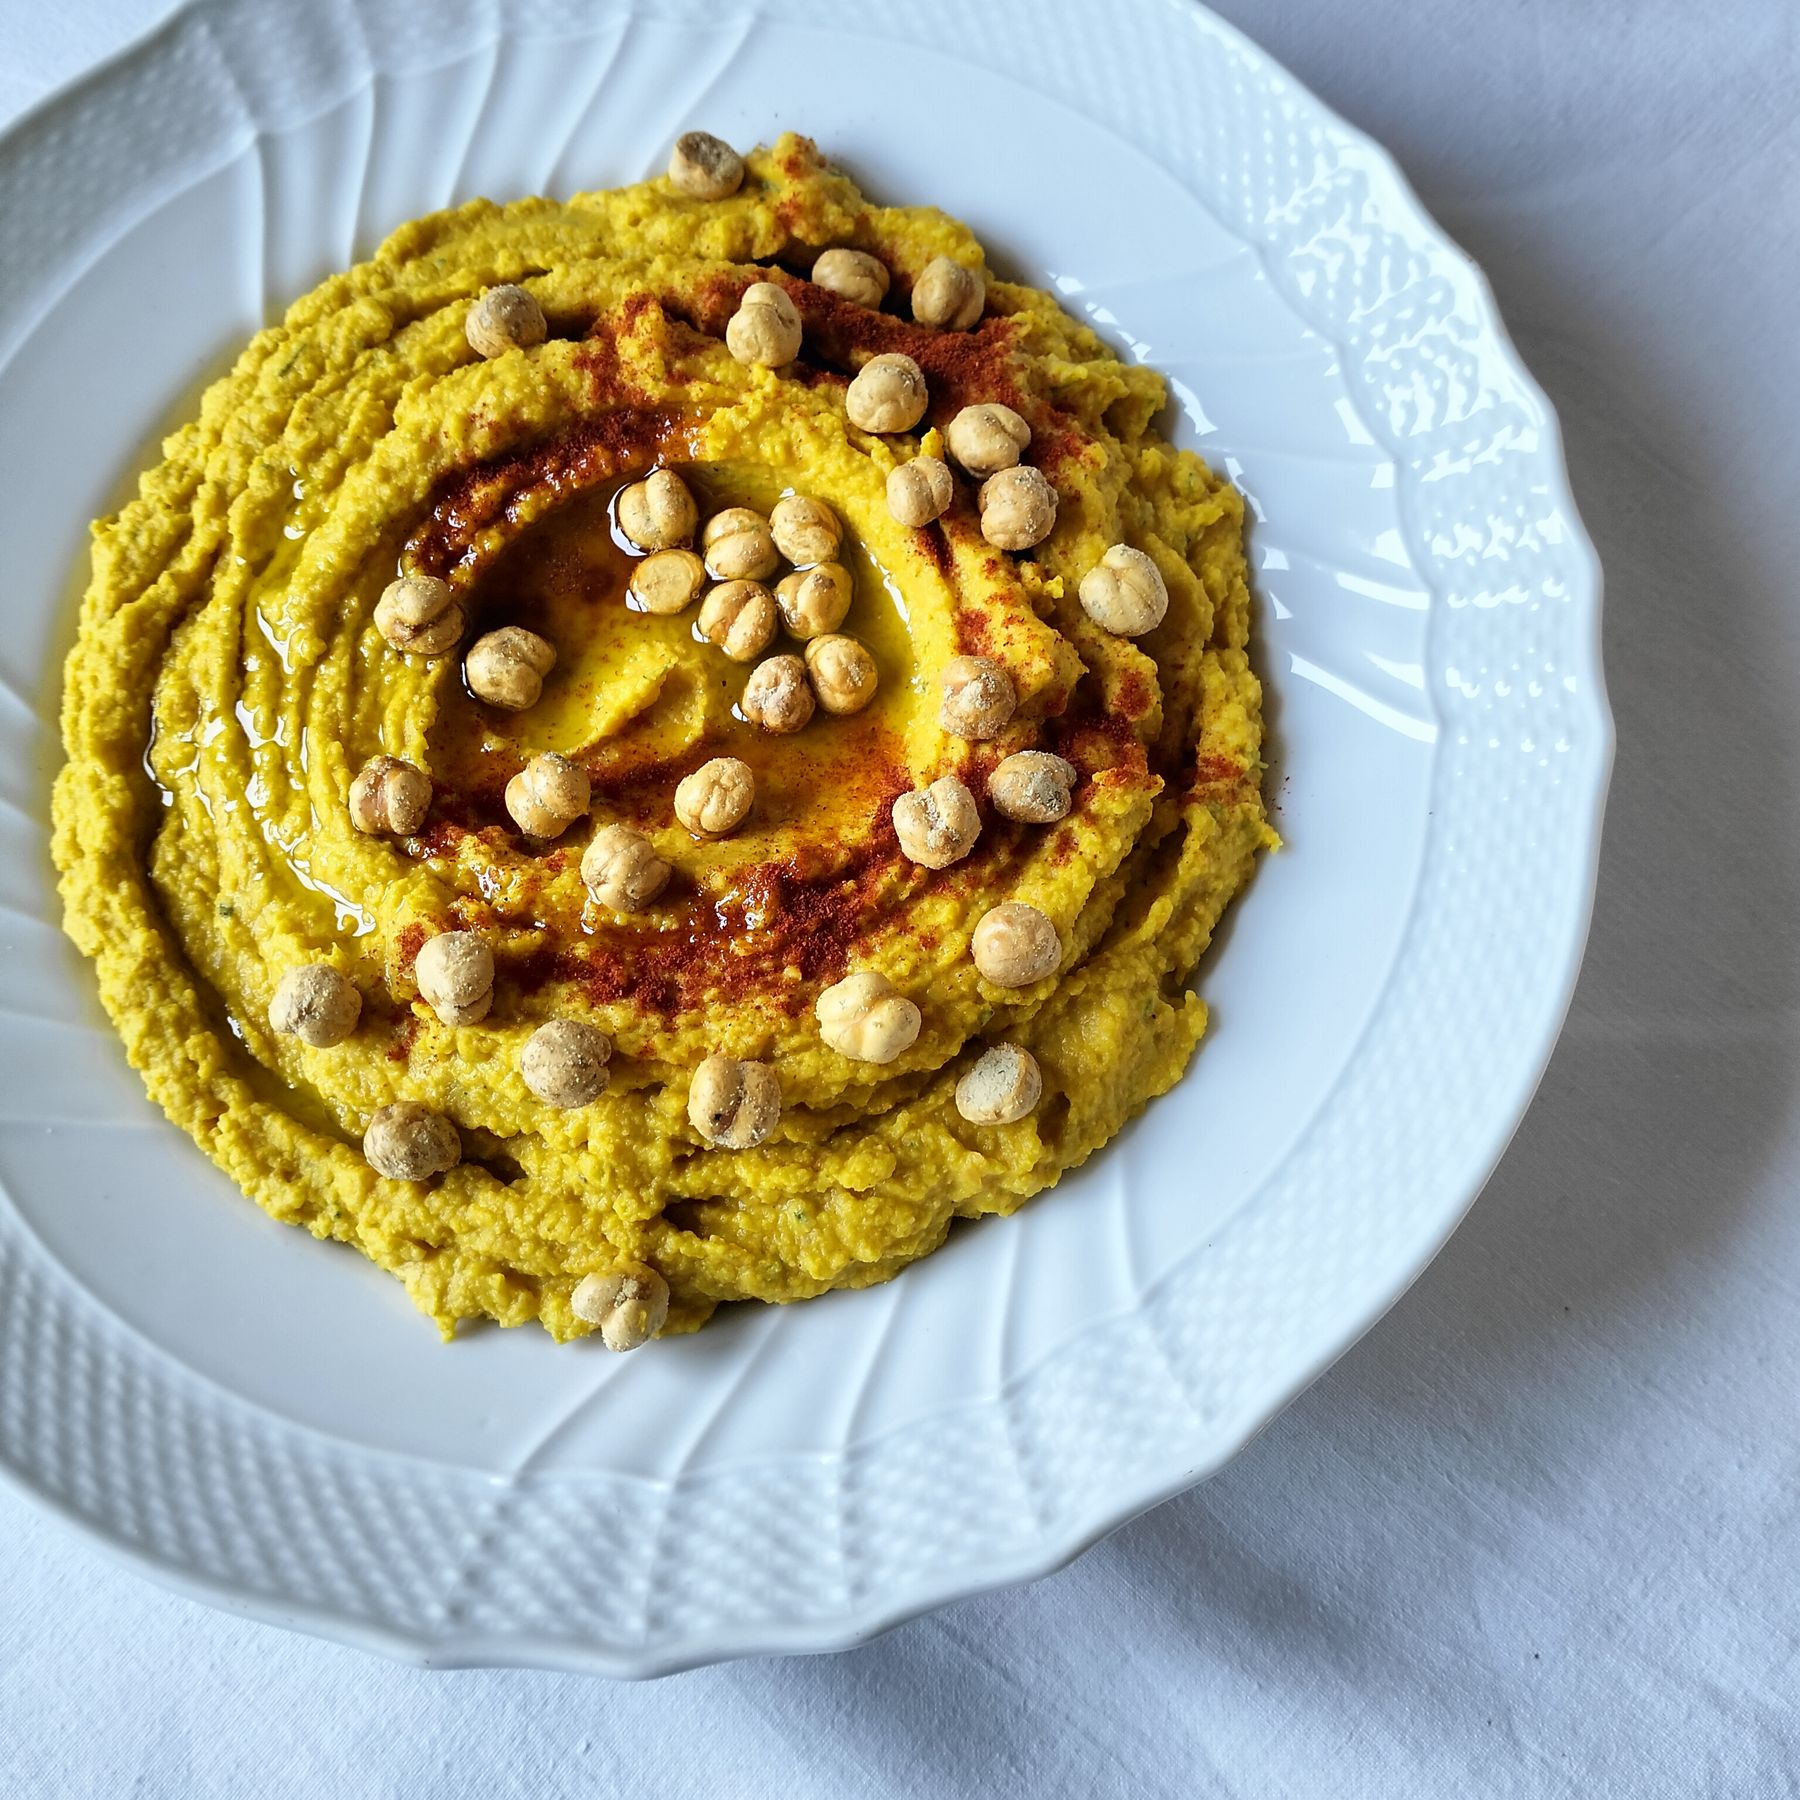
886;455;954;528
769;494;842;566
978;466;1057;551
1078;543;1170;637
668;130;744;200
726;280;803;368
804;633;879;714
349;755;431;837
911;256;984;331
741;655;815;734
688;1055;781;1148
465;284;546;359
775;563;853;639
617;469;698;551
629;548;707;615
364;1101;460;1182
699;579;778;661
945;403;1030;477
505;751;591;839
955;1044;1042;1125
414;930;495;1027
892;775;981;868
572;1266;671;1351
815;970;921;1064
465;626;556;711
845;352;928;433
521;1018;612;1108
374;574;465;658
971;902;1061;987
702;506;780;581
581;824;671;912
988;750;1077;824
675;756;755;837
940;654;1017;740
268;964;361;1048
811;248;889;309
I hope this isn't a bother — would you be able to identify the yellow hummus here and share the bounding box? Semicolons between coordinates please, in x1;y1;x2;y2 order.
52;134;1274;1341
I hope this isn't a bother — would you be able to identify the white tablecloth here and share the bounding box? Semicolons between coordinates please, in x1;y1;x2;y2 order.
5;2;1797;1793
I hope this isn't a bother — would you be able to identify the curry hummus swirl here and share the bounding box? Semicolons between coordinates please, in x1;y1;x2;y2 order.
53;133;1275;1343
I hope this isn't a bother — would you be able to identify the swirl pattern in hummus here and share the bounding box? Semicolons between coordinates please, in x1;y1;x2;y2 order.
53;135;1274;1341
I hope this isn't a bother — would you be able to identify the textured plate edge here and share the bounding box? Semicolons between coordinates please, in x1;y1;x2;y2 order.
0;0;1614;1676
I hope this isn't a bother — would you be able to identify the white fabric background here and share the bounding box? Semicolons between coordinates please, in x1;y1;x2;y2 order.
4;2;1797;1793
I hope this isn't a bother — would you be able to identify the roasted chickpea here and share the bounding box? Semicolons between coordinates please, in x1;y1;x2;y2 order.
910;255;984;330
617;469;698;551
581;824;671;912
940;655;1017;740
971;902;1061;987
977;465;1058;551
803;633;879;714
988;751;1077;824
687;1055;781;1148
363;1102;460;1182
1078;543;1170;637
571;1266;670;1350
505;751;591;839
414;930;495;1027
702;506;780;581
945;403;1030;477
674;756;754;837
668;130;744;200
955;1044;1042;1125
374;574;465;657
465;284;546;359
521;1018;612;1108
769;494;842;566
811;247;889;308
891;775;981;868
465;627;556;710
815;970;921;1064
886;456;954;528
698;579;778;661
741;655;815;734
629;548;707;615
349;755;431;836
845;353;928;433
775;563;853;639
726;280;803;368
268;965;361;1048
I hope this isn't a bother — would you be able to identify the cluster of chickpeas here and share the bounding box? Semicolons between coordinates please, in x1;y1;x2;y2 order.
614;466;880;745
266;129;1187;1350
706;190;1064;562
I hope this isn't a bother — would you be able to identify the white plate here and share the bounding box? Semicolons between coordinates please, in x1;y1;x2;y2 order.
0;0;1608;1674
